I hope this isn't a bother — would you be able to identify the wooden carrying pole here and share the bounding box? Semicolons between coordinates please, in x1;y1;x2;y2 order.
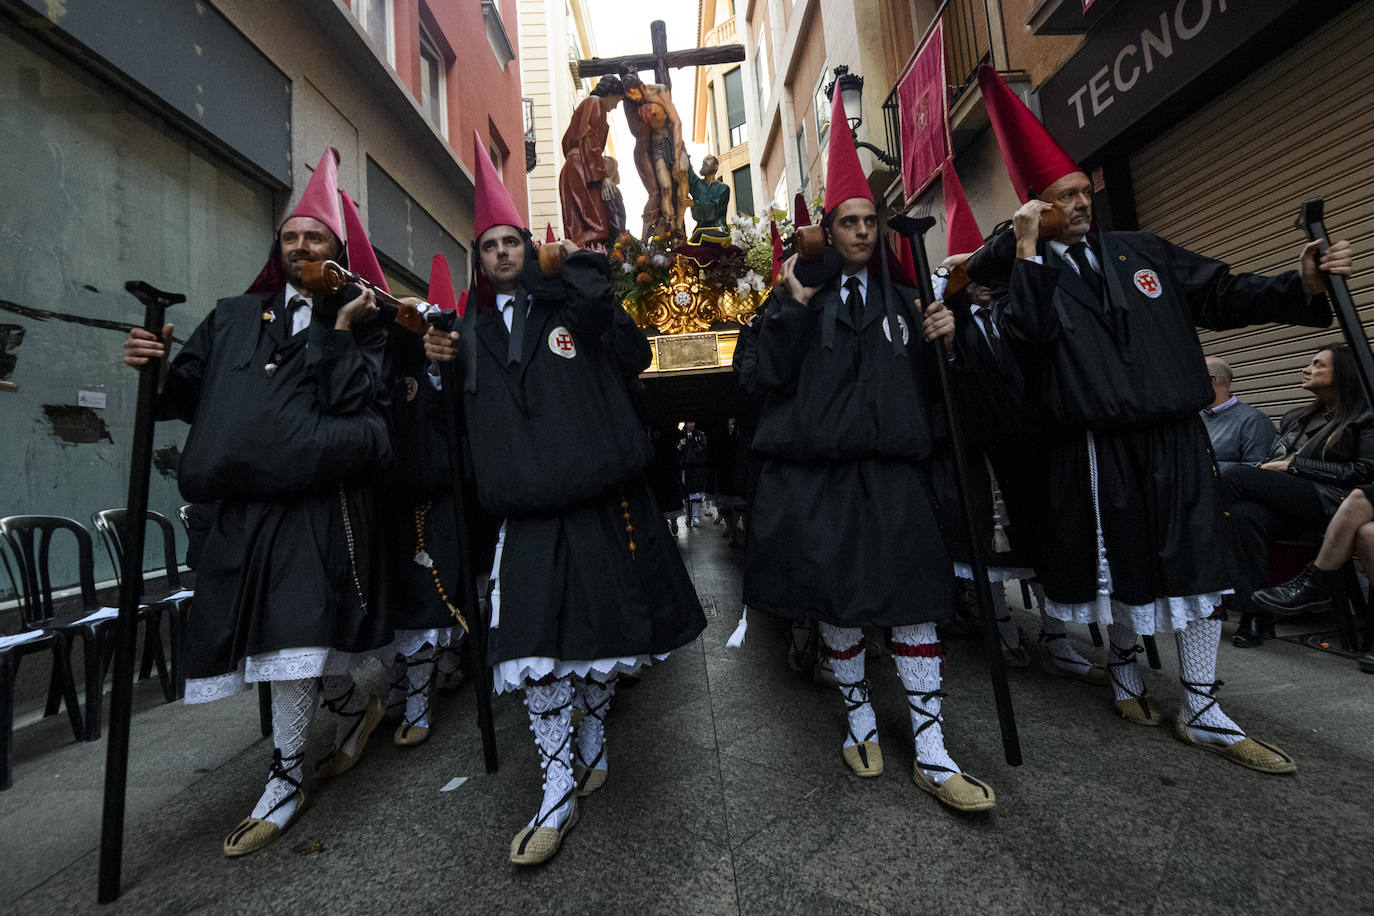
99;281;184;904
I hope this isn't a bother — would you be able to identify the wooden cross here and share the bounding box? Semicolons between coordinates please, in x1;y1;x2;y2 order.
576;19;744;91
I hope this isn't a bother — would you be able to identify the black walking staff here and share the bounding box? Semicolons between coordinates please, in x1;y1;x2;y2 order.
888;215;1023;767
1298;198;1374;409
99;281;184;904
429;304;500;774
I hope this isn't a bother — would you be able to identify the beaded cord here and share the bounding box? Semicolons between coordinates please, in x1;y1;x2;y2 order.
414;501;470;633
620;491;636;558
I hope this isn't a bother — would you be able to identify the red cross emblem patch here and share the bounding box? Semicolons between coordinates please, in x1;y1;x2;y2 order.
1133;268;1163;299
548;326;577;358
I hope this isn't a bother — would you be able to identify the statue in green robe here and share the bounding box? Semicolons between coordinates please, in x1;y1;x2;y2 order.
687;155;732;243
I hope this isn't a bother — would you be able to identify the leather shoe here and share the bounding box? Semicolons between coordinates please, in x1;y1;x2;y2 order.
1253;564;1335;617
1231;614;1265;649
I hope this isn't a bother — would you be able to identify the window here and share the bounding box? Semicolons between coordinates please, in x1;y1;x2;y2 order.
813;70;831;142
724;67;747;149
795;125;808;192
754;34;770;113
419;25;447;135
490;144;505;178
708;82;722;158
482;0;516;68
351;0;395;66
732;165;754;217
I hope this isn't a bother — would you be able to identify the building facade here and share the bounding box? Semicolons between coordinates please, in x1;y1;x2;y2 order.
0;0;527;592
692;0;754;220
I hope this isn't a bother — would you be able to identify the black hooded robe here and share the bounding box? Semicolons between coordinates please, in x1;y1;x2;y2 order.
157;287;395;691
458;252;704;672
741;274;954;628
973;230;1331;614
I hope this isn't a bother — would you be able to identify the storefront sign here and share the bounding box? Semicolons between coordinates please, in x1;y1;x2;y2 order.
1037;0;1304;160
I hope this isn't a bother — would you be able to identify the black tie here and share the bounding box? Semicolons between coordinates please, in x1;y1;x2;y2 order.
1067;242;1103;302
506;296;526;367
974;309;1006;365
844;276;863;324
287;296;309;335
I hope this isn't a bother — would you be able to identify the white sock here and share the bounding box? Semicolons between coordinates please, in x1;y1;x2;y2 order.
251;678;316;828
892;623;961;785
385;655;406;719
574;675;616;773
524;677;575;829
818;622;876;748
435;635;465;689
1106;622;1147;703
1036;596;1095;672
403;645;437;729
1176;618;1245;746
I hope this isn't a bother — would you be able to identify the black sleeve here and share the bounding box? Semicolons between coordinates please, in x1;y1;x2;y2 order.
1161;239;1333;331
155;309;215;423
731;309;765;395
603;304;652;378
1002;257;1066;345
561;250;618;342
753;289;819;391
1291;420;1374;489
315;290;388;415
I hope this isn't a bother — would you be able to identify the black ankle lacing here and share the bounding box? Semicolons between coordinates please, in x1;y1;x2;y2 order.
397;654;438;736
573;676;617;788
1108;641;1153;718
518;693;575;855
1179;678;1244;740
905;688;954;776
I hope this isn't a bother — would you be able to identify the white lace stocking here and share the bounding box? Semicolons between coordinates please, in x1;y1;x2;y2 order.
386;655;407;720
321;674;368;756
251;678;316;828
524;678;575;829
403;644;437;729
574;675;617;773
892;623;961;785
1035;582;1095;672
1176;618;1244;746
818;623;876;749
1106;622;1147;703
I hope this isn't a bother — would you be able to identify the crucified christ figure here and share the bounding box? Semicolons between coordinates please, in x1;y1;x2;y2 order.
621;71;690;239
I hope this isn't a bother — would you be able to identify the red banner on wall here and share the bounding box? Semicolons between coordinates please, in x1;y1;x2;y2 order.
898;19;949;203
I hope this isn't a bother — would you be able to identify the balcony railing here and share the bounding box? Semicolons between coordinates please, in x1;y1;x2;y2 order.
705;17;737;46
881;83;902;172
945;0;993;99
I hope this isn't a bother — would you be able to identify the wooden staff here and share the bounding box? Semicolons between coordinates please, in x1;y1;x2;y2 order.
99;281;184;903
889;214;1023;768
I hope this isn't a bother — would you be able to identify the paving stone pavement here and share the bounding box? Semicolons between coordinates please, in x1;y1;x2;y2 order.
3;519;1373;914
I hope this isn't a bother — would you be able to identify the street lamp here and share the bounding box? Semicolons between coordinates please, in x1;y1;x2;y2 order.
824;65;898;168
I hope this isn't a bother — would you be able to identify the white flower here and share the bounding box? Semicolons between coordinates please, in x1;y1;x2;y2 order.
735;277;753;296
621;261;635;273
748;270;767;291
674;290;692;306
650;254;670;267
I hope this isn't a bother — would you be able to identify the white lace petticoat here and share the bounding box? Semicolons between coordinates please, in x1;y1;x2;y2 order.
183;642;396;705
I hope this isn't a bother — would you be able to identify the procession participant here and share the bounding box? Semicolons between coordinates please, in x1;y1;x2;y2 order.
741;90;996;812
677;420;710;526
351;196;463;747
559;76;625;248
424;134;705;865
121;148;394;855
935;161;1102;685
967;64;1352;772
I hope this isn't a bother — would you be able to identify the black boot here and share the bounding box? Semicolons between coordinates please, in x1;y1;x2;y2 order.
1252;563;1336;616
1232;614;1265;649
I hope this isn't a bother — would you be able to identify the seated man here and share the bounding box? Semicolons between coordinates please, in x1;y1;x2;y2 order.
1201;355;1276;473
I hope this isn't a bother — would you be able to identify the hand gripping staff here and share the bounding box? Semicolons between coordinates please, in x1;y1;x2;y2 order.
888;214;1023;767
99;281;184;903
1297;199;1374;411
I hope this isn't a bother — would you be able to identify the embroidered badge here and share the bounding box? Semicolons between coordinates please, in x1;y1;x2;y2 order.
261;310;275;322
882;314;911;345
403;377;419;403
548;326;577;358
1133;268;1163;298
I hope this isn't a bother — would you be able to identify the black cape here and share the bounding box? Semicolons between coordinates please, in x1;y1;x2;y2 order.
741;273;953;627
971;230;1332;605
158;288;393;677
458;252;705;664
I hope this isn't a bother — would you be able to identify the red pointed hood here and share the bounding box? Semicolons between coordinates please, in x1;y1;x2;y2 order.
942;160;984;256
246;147;344;293
428;254;458;310
545;223;556;243
472;130;525;241
977;65;1080;202
340;190;389;295
793;192;812;228
823;89;873;213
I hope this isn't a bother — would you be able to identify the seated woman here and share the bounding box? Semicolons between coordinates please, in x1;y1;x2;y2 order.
1222;345;1374;648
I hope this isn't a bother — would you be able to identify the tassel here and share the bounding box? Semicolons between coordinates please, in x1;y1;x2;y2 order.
725;607;749;648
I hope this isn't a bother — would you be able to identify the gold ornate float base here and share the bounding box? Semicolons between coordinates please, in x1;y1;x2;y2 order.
624;255;766;375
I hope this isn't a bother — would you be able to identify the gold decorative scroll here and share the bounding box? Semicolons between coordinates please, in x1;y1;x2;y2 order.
623;254;767;335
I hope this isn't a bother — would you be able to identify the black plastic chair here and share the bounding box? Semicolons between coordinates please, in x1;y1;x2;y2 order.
0;542;84;790
0;515;163;740
93;509;192;701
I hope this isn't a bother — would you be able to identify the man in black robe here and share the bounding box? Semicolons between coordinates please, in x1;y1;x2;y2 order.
741;89;996;812
122;148;394;855
677;420;709;525
423;136;704;865
968;64;1353;773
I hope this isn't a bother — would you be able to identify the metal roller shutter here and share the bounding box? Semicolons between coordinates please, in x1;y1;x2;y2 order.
1130;2;1374;421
